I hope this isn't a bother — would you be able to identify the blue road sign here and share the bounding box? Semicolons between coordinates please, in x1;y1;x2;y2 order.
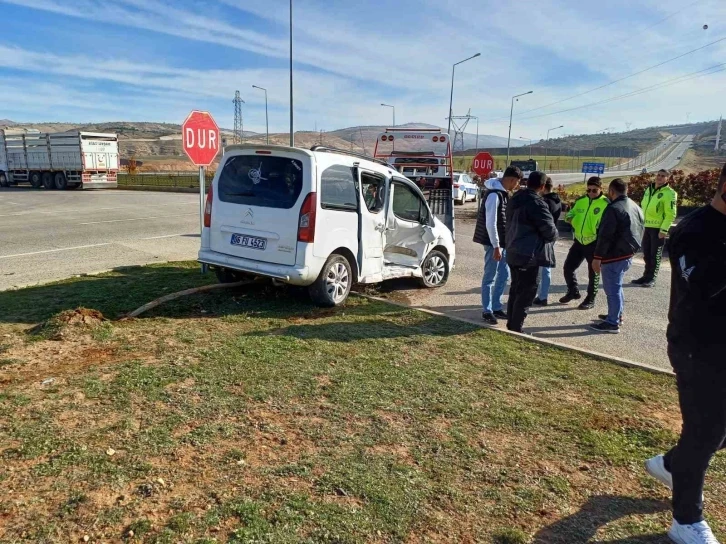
582;162;606;174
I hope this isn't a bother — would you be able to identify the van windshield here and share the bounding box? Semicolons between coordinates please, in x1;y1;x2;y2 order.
218;155;304;209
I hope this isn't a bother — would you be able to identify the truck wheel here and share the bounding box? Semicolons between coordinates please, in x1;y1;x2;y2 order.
214;267;249;284
54;172;68;190
42;172;54;190
29;172;43;188
419;250;449;288
309;254;352;307
0;173;8;188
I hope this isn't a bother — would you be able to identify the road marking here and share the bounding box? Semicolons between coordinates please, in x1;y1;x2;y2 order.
0;203;195;218
140;233;196;240
79;213;196;225
0;243;111;260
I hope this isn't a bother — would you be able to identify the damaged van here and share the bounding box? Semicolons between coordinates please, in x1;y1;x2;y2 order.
198;144;456;307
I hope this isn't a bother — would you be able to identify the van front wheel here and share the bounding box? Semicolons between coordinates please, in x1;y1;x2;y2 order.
420;250;449;288
309;254;352;307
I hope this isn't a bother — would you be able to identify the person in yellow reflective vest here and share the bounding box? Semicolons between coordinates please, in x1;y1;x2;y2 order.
632;169;678;288
559;177;610;310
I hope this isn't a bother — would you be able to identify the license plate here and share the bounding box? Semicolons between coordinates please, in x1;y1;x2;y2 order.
230;233;267;250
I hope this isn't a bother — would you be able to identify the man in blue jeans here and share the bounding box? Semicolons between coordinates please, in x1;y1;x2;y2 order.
590;178;644;333
473;166;523;325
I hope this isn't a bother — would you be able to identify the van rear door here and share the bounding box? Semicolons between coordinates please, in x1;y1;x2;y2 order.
210;150;309;266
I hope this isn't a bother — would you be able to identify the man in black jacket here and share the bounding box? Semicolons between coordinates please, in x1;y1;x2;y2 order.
534;177;562;305
643;163;726;544
590;179;644;334
504;171;558;333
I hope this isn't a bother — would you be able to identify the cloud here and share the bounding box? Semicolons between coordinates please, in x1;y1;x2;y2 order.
1;0;725;136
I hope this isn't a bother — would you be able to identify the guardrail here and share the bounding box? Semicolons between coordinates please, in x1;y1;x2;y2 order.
117;173;214;188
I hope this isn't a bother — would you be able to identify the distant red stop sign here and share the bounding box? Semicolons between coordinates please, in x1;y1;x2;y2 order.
182;110;220;167
472;152;494;177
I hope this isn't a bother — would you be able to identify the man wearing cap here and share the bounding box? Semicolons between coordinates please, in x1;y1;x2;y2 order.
560;176;610;310
632;168;678;288
643;163;726;544
473;166;523;325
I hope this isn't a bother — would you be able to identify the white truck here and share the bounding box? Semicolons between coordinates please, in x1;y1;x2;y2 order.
0;130;119;190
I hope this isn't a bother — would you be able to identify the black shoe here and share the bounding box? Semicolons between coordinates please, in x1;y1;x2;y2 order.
631;277;648;285
559;291;581;304
590;321;620;334
641;281;655;288
507;325;525;334
533;298;548;306
493;310;508;319
598;314;624;324
482;313;498;325
578;299;595;310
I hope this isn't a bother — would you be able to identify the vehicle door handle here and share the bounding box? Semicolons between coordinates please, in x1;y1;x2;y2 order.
374;223;386;232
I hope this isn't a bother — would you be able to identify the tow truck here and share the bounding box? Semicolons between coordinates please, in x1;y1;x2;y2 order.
374;128;455;236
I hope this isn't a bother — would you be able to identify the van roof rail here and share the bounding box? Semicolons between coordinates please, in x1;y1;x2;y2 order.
309;145;391;168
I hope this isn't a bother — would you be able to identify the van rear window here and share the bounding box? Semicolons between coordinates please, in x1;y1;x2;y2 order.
218;155;304;209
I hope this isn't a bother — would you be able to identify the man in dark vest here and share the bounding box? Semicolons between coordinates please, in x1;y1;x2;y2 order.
473;166;523;325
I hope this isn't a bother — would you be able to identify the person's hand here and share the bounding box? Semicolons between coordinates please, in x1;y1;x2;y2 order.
592;258;602;274
659;231;667;240
493;247;503;261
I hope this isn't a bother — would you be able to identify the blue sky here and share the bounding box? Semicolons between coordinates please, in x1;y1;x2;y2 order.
0;0;724;139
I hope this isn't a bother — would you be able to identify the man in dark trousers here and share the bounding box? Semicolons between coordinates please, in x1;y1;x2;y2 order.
504;171;558;333
643;163;726;544
560;176;609;310
590;179;644;334
633;168;678;288
534;177;562;305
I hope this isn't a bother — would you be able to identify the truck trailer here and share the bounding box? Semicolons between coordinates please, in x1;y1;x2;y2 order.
0;130;119;190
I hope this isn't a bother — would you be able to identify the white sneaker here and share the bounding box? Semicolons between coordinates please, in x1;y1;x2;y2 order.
668;520;720;544
645;454;673;490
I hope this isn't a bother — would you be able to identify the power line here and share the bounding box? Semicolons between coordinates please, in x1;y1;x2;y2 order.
505;34;726;120
516;64;725;121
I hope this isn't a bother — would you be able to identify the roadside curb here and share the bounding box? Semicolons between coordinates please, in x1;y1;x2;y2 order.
359;294;674;377
116;185;202;194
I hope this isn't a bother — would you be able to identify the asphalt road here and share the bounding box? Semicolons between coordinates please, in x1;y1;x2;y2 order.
0;187;672;370
0;189;200;290
550;135;693;185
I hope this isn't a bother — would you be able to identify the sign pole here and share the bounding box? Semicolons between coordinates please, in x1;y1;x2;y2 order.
199;166;208;274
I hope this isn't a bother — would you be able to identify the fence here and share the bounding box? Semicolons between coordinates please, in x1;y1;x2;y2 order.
117;172;215;188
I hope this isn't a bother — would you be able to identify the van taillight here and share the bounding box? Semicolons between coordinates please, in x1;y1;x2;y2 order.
203;184;213;228
453;183;460;188
298;192;317;243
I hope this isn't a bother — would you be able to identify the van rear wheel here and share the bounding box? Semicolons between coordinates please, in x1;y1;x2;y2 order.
309;254;352;307
420;250;449;288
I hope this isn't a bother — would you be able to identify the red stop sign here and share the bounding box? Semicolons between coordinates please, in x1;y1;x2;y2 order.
182;110;220;167
472;152;494;177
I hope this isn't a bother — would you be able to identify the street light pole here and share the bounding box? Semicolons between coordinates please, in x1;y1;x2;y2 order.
506;90;533;165
252;85;269;144
446;53;480;137
520;136;532;158
543;125;564;172
289;0;294;147
381;103;395;126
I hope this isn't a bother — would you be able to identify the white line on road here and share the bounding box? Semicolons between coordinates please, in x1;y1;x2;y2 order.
0;243;112;260
79;213;196;225
0;233;196;260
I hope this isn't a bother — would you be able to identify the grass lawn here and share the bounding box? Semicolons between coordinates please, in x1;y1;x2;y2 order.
0;262;723;543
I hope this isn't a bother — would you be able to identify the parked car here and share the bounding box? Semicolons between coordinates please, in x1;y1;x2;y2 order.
453;172;479;205
198;144;456;307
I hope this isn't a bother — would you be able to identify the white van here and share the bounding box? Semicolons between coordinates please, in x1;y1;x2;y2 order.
198;144;456;307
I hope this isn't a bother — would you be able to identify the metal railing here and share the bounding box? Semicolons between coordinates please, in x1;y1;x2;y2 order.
117;172;215;188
